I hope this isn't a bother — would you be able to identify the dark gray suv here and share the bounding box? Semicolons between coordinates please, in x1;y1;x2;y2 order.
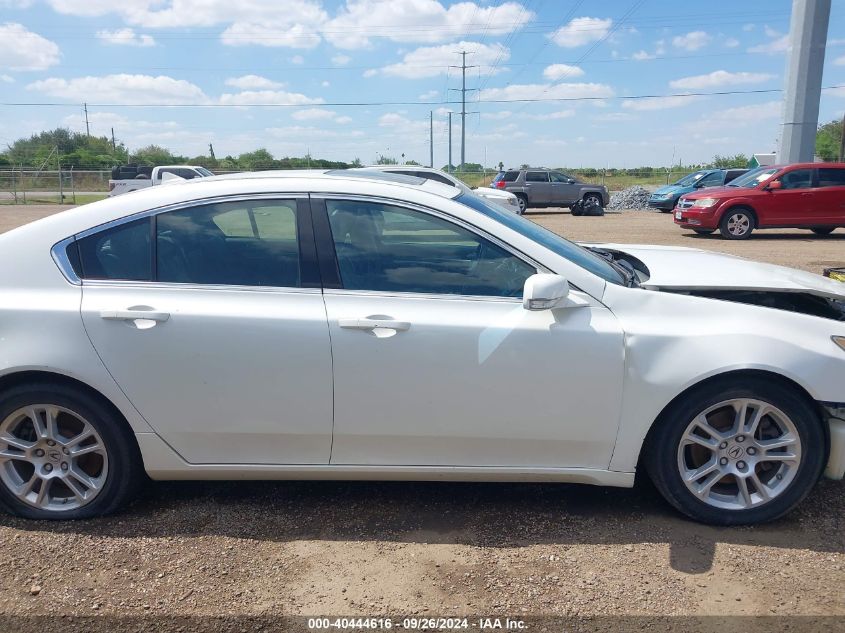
491;169;609;214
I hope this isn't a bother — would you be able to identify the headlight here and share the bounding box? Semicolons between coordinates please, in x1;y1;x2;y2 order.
652;193;670;199
691;198;719;208
834;336;845;353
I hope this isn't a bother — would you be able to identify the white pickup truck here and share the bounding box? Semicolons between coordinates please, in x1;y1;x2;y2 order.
108;165;214;196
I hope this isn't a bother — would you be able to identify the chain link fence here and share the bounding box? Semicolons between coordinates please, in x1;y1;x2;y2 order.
1;168;695;205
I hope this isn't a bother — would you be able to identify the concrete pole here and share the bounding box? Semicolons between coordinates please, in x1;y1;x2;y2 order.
448;112;452;172
779;0;831;163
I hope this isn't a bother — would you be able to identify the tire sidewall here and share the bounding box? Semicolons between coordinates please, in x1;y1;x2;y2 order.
646;379;825;525
516;194;527;214
0;384;140;520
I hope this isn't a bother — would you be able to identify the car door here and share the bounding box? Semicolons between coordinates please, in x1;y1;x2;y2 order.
549;172;579;204
765;168;816;226
314;196;625;468
77;196;334;465
813;167;845;224
524;171;551;204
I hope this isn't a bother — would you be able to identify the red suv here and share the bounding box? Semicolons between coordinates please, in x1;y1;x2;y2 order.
673;163;845;239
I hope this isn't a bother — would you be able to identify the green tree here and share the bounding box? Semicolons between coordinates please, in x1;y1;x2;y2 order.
710;153;750;168
816;119;842;162
376;154;398;165
237;148;275;169
131;144;183;166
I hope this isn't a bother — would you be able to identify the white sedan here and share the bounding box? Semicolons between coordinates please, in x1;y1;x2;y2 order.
0;170;842;523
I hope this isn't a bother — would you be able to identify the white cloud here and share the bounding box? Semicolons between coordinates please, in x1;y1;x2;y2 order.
748;27;789;54
480;82;614;103
672;31;711;51
221;21;322;49
743;24;755;32
374;41;508;79
0;0;35;7
334;115;352;124
593;112;634;122
418;90;439;101
542;64;585;81
321;80;330;87
529;110;576;120
96;28;155;47
669;70;774;90
332;54;351;66
218;89;323;106
290;55;305;64
266;125;364;139
482;111;512;120
622;95;703;111
836;55;845;66
225;75;284;90
0;23;60;71
724;37;739;48
291;108;337;121
27;74;208;105
0;74;14;83
691;100;781;129
324;0;533;49
549;17;612;48
632;50;654;61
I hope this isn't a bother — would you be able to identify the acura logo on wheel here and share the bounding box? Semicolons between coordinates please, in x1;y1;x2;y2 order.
728;445;744;459
47;450;61;462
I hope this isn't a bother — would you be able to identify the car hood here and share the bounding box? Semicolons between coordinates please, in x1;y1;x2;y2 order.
588;243;845;300
680;185;742;200
475;187;516;199
651;185;686;196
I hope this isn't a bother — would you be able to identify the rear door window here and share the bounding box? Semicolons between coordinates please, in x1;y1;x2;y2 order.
817;168;845;187
526;171;550;182
77;217;152;281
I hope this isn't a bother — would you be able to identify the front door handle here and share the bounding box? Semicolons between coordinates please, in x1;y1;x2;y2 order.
338;318;411;331
100;309;170;322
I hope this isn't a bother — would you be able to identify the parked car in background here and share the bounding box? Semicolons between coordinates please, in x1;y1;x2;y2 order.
491;169;609;214
109;165;214;196
648;168;748;212
674;163;845;239
0;169;842;524
357;165;520;213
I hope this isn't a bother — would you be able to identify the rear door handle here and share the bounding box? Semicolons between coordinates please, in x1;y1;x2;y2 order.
100;309;170;322
338;318;411;331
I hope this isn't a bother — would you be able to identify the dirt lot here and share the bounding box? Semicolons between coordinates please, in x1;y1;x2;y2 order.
0;205;843;632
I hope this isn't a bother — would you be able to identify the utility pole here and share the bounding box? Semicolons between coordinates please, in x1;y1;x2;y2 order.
83;103;90;137
779;0;831;162
450;51;477;169
209;143;216;160
429;111;434;168
447;112;452;173
110;127;116;151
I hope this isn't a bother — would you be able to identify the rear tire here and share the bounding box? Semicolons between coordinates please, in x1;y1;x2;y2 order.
719;208;755;239
515;194;528;215
0;383;144;520
644;376;825;525
811;227;835;235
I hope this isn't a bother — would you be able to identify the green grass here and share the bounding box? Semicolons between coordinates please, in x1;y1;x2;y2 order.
0;193;108;205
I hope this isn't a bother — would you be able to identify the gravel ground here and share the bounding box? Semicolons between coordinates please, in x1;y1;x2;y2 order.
0;205;843;631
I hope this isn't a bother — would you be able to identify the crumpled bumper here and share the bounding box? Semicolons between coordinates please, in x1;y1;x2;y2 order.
821;403;845;480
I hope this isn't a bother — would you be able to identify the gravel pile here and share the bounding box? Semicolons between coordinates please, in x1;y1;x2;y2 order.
608;185;651;210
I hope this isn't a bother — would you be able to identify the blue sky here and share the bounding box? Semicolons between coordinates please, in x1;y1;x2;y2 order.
1;0;844;167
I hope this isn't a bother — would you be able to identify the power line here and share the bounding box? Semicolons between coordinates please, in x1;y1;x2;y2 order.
6;85;845;109
449;51;478;166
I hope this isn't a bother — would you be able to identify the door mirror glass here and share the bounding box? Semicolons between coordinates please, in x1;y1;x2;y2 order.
523;273;569;310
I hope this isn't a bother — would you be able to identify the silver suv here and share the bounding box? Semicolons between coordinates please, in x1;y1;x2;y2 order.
491;169;609;214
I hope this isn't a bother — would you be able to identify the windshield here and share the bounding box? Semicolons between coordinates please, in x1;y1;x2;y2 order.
456;192;624;286
673;170;708;187
196;167;214;177
727;167;778;188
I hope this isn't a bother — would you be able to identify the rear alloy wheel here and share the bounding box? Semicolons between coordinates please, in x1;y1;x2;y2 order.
719;209;754;239
0;384;143;519
811;227;835;236
515;194;528;215
646;379;825;525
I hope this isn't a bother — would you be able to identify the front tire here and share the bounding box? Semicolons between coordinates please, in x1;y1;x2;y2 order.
0;383;143;520
644;377;825;525
719;208;755;239
583;192;602;207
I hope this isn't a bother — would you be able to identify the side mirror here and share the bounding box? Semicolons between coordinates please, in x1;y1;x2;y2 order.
767;180;782;190
523;274;569;310
567;178;576;184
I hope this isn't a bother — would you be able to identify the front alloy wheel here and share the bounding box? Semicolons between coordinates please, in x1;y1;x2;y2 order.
720;209;754;239
645;377;825;525
678;399;800;510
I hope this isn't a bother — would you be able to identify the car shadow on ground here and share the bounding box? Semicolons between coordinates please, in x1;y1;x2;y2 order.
683;232;845;242
2;477;842;575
